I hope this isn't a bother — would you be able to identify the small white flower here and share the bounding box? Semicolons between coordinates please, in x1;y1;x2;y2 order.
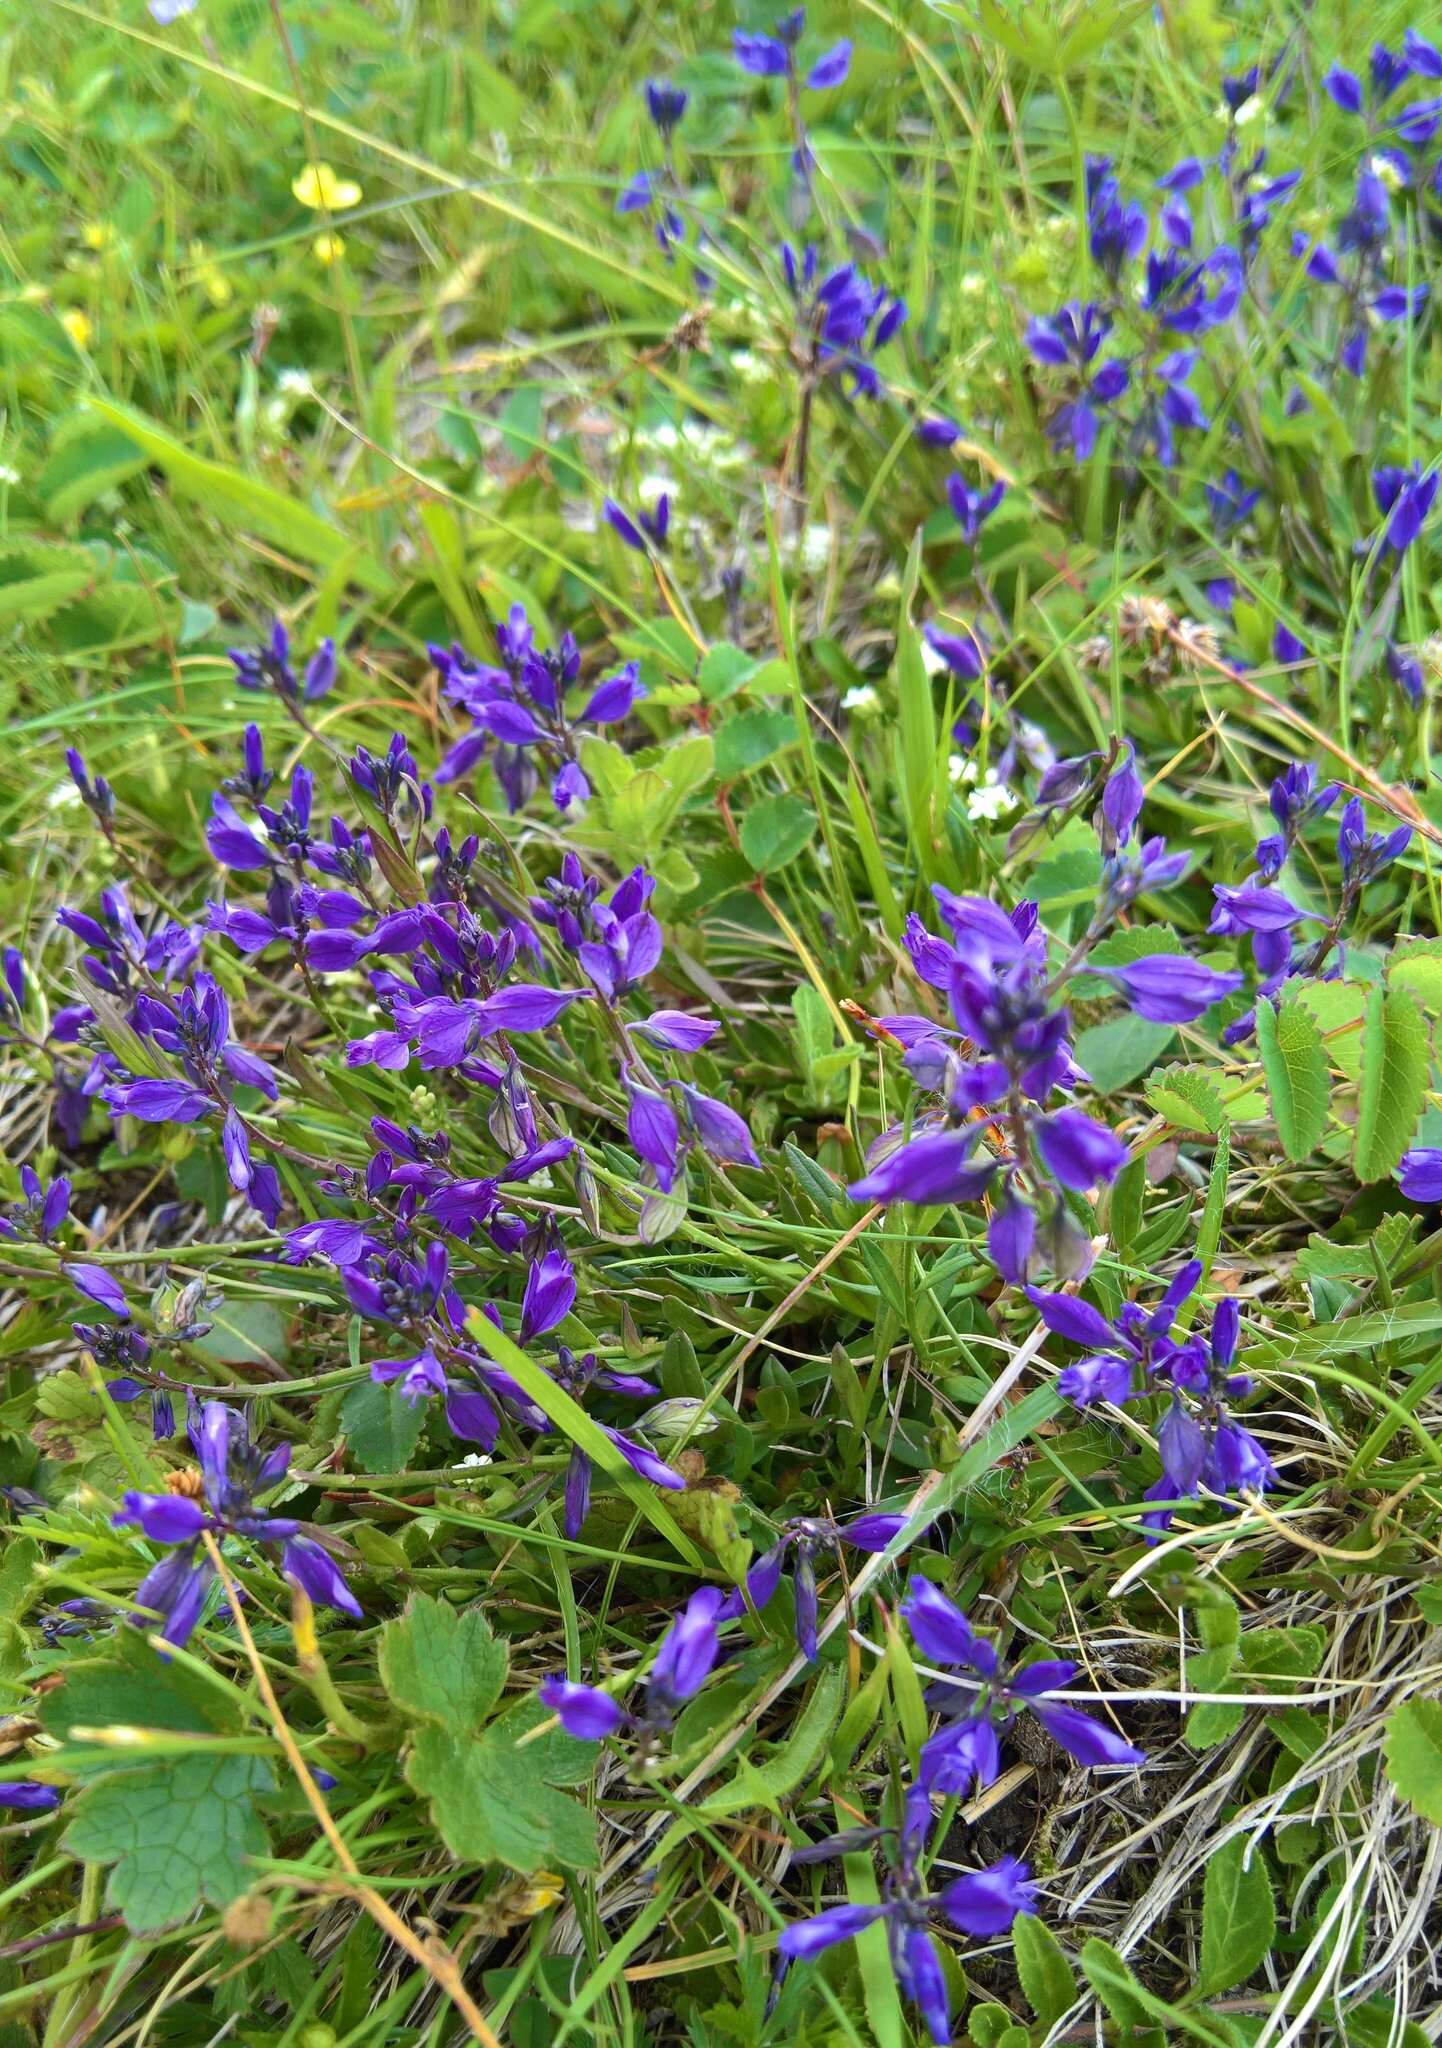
455;1452;493;1471
841;684;880;714
964;772;1018;823
799;524;832;572
276;367;313;396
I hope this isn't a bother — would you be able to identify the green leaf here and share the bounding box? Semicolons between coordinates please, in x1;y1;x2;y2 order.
1013;1911;1076;2025
340;1377;425;1475
1293;979;1367;1082
1255;995;1329;1162
39;414;149;523
41;1641;270;1929
1074;1014;1175;1093
405;1722;598;1874
379;1594;508;1734
714;707;797;779
87;399;393;595
1080;1939;1233;2043
466;1310;703;1566
697;642;758;701
1346;1997;1432;2048
1383;1697;1442;1824
792;983;833;1077
1144;1064;1229;1135
702;1665;844;1813
739;792;816;873
193;1299;291;1368
1354;985;1428;1182
64;1749;274;1933
1077;1939;1148;2025
1199;1836;1275;1994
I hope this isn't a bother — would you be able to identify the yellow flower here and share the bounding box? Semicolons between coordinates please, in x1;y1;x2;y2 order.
189;240;233;307
60;309;93;350
312;232;347;267
82;223;115;252
291;162;362;213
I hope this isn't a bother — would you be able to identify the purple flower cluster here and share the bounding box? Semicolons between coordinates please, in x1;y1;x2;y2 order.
432;604;646;812
1211;768;1410;1044
114;1401;358;1647
1033;1279;1277;1531
778;1782;1035;2044
845;745;1236;1282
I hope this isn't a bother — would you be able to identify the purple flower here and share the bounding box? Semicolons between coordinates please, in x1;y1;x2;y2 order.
629;1009;720;1051
805;40;851;89
1034;1262;1202;1408
1101;956;1244;1023
904;1577;1144;1775
734;29;789;75
112;1402;356;1646
68;1264;131;1318
945;472;1006;543
1399;1148;1442;1203
675;1084;759;1167
923;621;985;679
626;1077;682;1190
604;500;669;554
916;415;961;447
1374;464;1439;555
1207;468;1261;537
1032;1109;1127;1191
939;1858;1037;1937
540;1676;625;1740
0;1168;71;1243
1387;644;1426;708
229;618;335;703
1208;882;1315;936
849;1130;995;1207
778;1903;887;1959
644;79;688;134
520;1243;577;1341
650;1586;724;1710
777;1783;1034;2043
0;1782;61;1811
1101;743;1144;848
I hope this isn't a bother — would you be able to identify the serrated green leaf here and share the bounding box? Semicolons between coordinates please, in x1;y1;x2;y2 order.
739;792;816;872
39;415;148;523
1144;1064;1229;1134
340;1377;425;1475
1199;1836;1275;1994
714;707;797;779
1256;995;1329;1162
1080;1938;1233;2042
64;1750;273;1932
1293;978;1367;1081
1383;1697;1442;1824
378;1594;507;1734
1013;1911;1076;2025
1354;985;1428;1182
405;1722;597;1873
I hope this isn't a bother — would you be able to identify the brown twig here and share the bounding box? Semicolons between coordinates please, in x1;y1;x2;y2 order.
198;1534;503;2048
